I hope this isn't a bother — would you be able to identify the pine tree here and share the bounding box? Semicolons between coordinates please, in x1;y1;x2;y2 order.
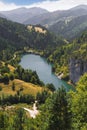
13;108;26;130
47;87;71;130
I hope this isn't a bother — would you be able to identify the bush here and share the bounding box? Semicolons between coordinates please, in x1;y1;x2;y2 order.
3;74;9;84
9;73;15;80
0;86;2;91
12;82;15;91
46;83;56;92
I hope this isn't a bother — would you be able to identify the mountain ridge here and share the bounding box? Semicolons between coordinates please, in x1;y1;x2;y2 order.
1;7;48;23
49;14;87;40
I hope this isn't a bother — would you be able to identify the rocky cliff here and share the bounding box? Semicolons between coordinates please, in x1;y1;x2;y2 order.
69;58;87;83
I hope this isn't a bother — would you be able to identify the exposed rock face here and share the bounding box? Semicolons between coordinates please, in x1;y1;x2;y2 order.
69;58;87;83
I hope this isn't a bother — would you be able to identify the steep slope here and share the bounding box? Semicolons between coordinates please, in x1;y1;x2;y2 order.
1;5;87;27
1;5;87;41
49;14;87;40
0;17;52;50
0;17;66;62
24;5;87;26
0;17;29;50
1;7;48;23
47;30;87;83
70;4;87;11
23;5;87;41
0;13;6;18
69;31;87;83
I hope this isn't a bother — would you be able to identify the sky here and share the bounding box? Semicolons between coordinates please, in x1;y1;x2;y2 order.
0;0;87;12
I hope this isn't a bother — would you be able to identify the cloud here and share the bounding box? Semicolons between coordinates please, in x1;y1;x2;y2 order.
0;0;87;12
26;0;87;11
0;1;20;11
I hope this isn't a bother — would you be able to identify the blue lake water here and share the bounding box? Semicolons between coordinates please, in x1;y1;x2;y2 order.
19;54;74;91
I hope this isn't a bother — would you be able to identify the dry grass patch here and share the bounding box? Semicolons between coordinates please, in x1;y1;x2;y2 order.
34;27;47;34
27;25;47;34
8;64;15;72
0;61;15;72
0;79;44;97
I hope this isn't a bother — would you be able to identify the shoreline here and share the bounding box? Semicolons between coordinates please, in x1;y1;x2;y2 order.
16;50;75;90
55;73;64;79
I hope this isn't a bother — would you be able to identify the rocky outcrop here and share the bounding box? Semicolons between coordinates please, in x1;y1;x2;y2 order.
69;58;87;83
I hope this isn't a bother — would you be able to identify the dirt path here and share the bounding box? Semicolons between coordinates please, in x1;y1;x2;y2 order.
23;102;39;118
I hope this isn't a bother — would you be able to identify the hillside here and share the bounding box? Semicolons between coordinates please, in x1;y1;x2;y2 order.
0;61;48;100
0;17;66;62
0;16;87;84
0;7;48;23
0;17;58;50
0;79;43;96
24;5;87;25
0;5;87;41
0;13;6;18
48;30;87;83
22;5;87;41
49;14;87;40
0;5;87;42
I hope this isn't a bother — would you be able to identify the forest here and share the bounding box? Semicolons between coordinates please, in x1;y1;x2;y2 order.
0;73;87;130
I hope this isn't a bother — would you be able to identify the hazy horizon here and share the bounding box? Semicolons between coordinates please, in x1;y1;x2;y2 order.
0;0;87;12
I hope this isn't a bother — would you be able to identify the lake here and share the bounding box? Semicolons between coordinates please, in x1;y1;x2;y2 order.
19;54;73;91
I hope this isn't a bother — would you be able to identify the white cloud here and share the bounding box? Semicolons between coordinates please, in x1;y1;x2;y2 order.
26;0;87;11
0;1;20;11
0;0;87;12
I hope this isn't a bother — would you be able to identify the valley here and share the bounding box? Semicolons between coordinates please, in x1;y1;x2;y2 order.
0;4;87;130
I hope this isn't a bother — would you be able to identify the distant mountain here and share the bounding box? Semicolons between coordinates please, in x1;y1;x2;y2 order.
1;5;87;40
0;13;6;18
1;7;48;23
70;4;87;11
1;5;87;26
48;14;87;40
24;5;87;26
23;5;87;40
